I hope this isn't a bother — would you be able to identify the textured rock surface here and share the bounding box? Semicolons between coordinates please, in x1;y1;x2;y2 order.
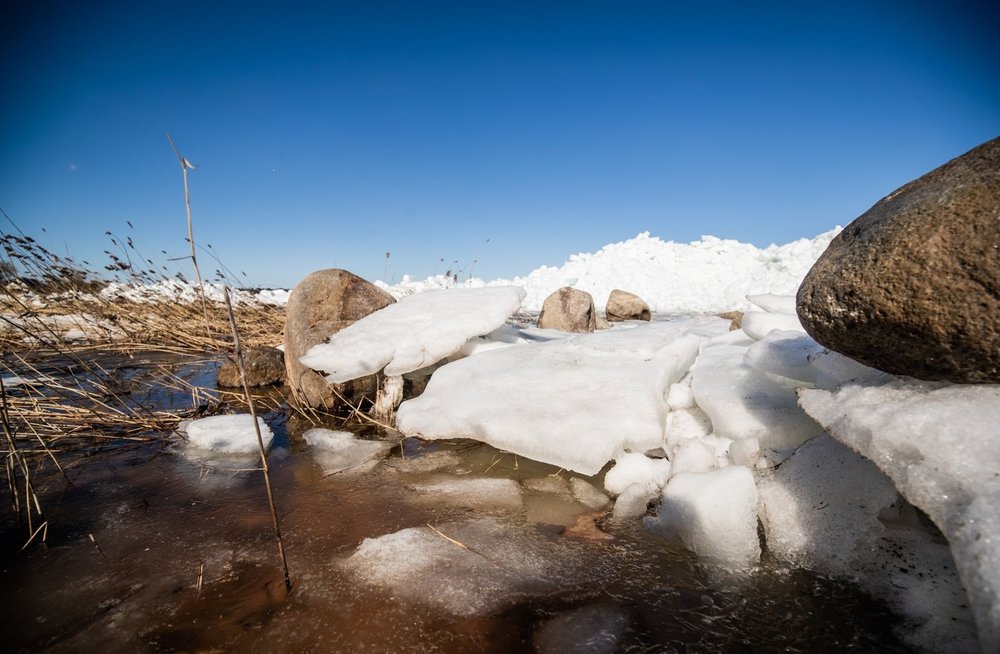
537;287;597;333
606;289;651;322
217;346;285;387
284;269;396;408
797;136;1000;383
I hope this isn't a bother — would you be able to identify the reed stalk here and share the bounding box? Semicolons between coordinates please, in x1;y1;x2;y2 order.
223;286;292;591
167;133;214;342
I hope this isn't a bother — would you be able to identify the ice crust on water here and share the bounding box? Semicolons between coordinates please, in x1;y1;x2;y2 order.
300;286;526;383
342;518;597;616
183;414;272;454
396;317;729;475
303;428;391;474
409;477;524;510
533;603;632;654
800;380;1000;653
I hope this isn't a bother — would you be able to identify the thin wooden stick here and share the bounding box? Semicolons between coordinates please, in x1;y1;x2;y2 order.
223;286;291;591
167;133;214;342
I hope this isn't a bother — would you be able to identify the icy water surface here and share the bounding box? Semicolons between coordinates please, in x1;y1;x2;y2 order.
0;356;912;653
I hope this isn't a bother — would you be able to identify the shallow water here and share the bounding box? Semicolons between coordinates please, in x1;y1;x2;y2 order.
1;356;913;653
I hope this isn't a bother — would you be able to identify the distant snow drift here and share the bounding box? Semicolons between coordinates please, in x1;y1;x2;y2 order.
378;228;842;313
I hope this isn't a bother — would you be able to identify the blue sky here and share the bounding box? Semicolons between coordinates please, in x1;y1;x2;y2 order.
3;1;998;288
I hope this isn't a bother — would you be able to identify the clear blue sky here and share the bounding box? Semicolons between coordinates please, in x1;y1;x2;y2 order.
3;1;998;289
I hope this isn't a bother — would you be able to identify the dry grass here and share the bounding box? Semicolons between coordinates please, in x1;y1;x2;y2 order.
0;223;293;547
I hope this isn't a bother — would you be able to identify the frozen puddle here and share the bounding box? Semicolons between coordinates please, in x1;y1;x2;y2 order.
342;517;598;616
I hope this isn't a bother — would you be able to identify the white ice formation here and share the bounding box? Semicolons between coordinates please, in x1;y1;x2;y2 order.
182;414;273;454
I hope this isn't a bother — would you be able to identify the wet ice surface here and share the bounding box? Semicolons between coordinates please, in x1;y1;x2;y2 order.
1;426;915;654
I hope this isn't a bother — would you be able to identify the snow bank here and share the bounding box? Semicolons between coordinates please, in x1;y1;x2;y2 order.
300;286;525;383
375;228;840;313
99;279;288;306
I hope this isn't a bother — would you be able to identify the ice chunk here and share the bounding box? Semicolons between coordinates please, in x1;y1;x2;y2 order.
800;380;1000;653
183;414;273;454
569;478;611;510
397;319;718;475
647;466;760;571
409;477;524;510
664;407;713;450
743;330;824;384
304;428;391;474
603;453;670;497
669;438;718;475
740;310;804;340
666;377;695;410
300;286;526;383
745;293;797;315
728;437;760;468
341;518;595;616
691;334;822;452
611;482;660;521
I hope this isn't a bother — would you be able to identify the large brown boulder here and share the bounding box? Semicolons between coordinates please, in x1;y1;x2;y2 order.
217;346;285;387
797;136;1000;383
284;269;396;408
606;289;651;322
537;287;597;333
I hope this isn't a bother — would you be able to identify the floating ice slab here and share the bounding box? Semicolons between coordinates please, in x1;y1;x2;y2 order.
409;477;524;510
300;286;526;383
647;466;760;571
341;518;596;616
533;603;631;654
303;428;391;474
396;318;728;475
183;414;272;454
800;380;1000;653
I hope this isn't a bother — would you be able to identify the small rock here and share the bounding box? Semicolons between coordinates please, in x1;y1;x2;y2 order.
717;310;743;331
217;346;285;387
606;289;651;321
797;136;1000;383
537;287;597;333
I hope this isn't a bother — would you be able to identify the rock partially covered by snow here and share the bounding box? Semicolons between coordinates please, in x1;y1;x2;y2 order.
799;380;1000;653
647;466;760;571
184;414;273;454
396;318;728;475
797;136;1000;383
301;286;525;383
285;269;396;409
303;428;392;474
